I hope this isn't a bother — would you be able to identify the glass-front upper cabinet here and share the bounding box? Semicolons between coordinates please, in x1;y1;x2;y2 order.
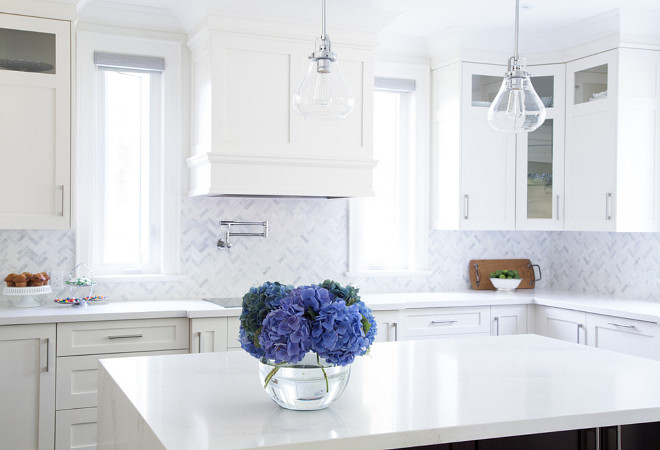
574;64;608;104
0;13;71;229
516;64;565;230
0;26;56;74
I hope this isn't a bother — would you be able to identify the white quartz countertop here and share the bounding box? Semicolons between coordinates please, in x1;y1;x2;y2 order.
98;335;660;449
1;289;659;325
0;299;235;325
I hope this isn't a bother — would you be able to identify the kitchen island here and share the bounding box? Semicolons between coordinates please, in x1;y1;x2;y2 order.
98;334;660;449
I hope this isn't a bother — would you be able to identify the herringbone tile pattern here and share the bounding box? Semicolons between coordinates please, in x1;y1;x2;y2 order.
1;197;659;304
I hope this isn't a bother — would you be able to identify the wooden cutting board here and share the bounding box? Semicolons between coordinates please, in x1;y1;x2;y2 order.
469;259;540;290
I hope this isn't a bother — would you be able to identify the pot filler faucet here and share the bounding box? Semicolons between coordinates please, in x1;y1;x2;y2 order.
217;220;269;249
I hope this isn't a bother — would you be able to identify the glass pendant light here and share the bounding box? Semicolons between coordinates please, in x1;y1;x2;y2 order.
488;0;545;133
292;0;354;120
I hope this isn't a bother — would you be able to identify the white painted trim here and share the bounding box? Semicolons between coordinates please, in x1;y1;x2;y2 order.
349;61;430;274
76;30;183;276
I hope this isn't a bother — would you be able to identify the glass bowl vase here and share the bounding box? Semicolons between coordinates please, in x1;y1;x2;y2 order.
258;353;351;411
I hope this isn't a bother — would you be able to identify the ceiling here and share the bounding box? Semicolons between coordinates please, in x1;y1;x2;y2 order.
73;0;660;36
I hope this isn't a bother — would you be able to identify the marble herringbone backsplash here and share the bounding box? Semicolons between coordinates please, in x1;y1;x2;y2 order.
1;196;659;302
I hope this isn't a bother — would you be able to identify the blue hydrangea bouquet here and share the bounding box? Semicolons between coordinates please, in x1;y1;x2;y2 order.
239;280;377;388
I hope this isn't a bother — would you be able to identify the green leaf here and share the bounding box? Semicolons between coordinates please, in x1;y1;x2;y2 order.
361;314;371;333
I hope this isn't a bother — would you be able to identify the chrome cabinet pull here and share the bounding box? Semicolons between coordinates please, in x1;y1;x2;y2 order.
56;185;65;216
108;334;143;340
607;322;635;329
494;317;500;336
606;192;612;220
464;194;469;220
431;320;458;325
198;331;203;353
383;322;391;341
45;338;50;372
577;324;583;344
393;322;398;341
556;195;560;220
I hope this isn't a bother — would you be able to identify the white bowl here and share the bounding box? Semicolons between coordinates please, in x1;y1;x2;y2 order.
490;277;522;291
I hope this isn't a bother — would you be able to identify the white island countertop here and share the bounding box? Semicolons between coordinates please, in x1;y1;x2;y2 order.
98;335;660;449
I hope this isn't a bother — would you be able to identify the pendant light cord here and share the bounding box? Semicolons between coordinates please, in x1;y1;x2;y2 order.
513;0;520;62
322;0;327;38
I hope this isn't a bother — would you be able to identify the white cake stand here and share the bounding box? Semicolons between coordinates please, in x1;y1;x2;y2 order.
3;285;53;308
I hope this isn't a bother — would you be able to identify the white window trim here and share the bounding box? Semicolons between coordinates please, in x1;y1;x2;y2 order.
347;62;430;277
76;31;183;279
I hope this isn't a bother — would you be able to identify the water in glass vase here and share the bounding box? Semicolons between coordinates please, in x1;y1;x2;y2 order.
258;354;351;410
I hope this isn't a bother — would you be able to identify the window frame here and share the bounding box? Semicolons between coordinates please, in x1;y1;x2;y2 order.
347;62;430;277
76;30;183;281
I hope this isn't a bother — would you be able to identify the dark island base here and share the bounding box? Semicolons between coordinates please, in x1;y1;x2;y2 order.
415;421;660;450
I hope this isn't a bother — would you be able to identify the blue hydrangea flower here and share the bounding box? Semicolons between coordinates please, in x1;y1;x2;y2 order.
238;326;262;359
239;281;293;358
310;300;372;366
292;285;335;314
356;301;377;346
259;295;312;364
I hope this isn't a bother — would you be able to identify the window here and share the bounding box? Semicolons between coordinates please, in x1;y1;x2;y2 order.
348;64;429;275
77;33;182;279
95;61;162;274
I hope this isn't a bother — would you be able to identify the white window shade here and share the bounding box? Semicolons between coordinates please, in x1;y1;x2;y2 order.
374;77;416;93
94;52;165;72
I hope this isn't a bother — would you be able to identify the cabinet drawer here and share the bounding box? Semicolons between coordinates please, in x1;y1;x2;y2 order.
404;306;490;337
227;316;241;349
57;318;190;356
55;407;97;450
56;349;187;410
587;313;660;360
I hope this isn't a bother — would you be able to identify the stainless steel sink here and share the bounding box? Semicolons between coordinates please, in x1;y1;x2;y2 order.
202;297;243;308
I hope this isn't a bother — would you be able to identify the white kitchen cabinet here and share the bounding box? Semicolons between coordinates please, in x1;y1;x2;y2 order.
227;316;241;350
433;61;520;230
57;318;190;356
401;306;491;340
373;310;401;342
565;48;660;231
54;319;190;450
491;305;527;336
0;13;71;229
190;317;229;353
55;408;97;450
0;323;55;450
585;313;660;360
534;306;586;344
515;65;566;230
56;350;187;411
186;23;376;197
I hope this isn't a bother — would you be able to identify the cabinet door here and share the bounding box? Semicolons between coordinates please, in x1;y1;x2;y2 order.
227;316;241;350
0;14;71;229
0;323;55;450
516;64;565;230
190;317;229;353
491;305;527;336
564;50;617;231
373;310;400;342
586;313;659;360
534;306;586;344
461;63;516;230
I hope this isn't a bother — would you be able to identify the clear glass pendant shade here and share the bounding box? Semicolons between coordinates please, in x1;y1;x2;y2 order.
293;58;354;120
488;61;546;133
